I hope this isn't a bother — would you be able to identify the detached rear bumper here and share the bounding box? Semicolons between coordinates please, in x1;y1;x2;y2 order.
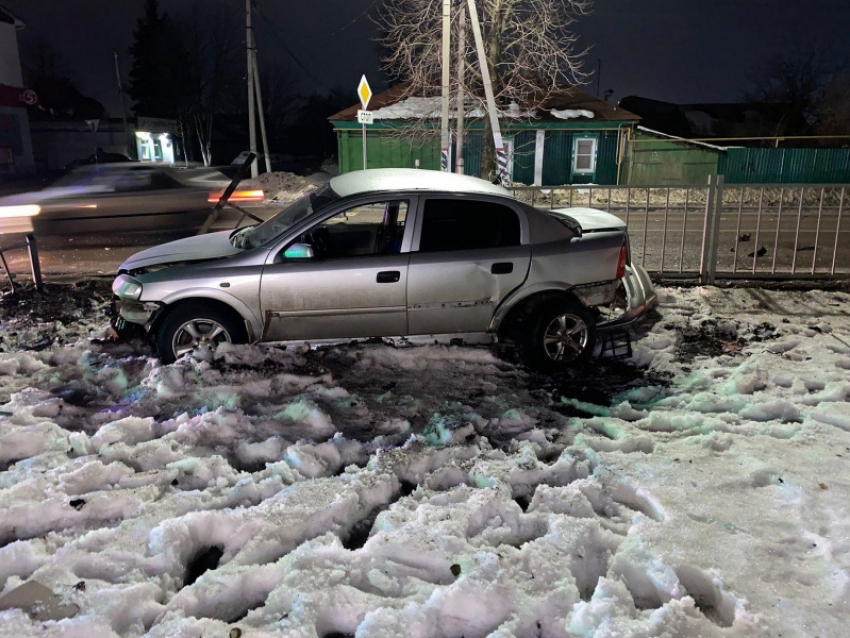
573;279;621;307
597;264;658;332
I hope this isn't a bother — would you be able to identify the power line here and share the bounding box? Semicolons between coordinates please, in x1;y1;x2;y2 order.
250;0;333;89
300;0;380;42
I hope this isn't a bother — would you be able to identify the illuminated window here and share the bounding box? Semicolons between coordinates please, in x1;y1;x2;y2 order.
572;137;597;174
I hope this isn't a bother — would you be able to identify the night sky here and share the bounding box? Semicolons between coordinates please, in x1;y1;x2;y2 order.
4;0;849;116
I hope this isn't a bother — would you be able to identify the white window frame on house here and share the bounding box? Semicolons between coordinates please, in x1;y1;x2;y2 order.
572;137;598;174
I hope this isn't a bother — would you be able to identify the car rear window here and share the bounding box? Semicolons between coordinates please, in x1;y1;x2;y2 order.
418;198;521;252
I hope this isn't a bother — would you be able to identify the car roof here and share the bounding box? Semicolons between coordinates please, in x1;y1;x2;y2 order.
329;168;513;199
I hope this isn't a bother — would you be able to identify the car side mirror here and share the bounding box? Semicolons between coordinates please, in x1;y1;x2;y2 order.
284;242;314;259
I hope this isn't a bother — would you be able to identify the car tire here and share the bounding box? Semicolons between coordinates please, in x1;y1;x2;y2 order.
156;303;246;364
525;299;596;371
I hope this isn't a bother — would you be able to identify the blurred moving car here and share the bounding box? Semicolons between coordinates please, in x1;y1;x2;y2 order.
113;168;656;369
0;163;266;236
63;149;132;170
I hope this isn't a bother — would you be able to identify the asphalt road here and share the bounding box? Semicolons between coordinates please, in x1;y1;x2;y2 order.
622;208;850;276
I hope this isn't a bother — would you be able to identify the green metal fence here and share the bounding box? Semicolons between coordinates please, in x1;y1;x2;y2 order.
510;178;850;281
720;147;850;184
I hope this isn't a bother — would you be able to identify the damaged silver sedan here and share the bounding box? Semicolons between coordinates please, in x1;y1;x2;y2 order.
112;169;656;369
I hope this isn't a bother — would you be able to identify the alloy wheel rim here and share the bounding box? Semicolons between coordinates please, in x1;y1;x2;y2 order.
172;319;232;358
543;313;588;361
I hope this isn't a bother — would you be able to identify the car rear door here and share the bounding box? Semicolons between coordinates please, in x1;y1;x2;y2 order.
407;195;531;335
259;196;414;341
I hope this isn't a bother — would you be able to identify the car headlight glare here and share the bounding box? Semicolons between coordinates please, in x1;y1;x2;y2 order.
112;275;143;301
0;204;40;218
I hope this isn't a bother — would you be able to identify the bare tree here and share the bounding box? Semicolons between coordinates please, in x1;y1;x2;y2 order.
177;0;243;165
22;34;69;85
815;72;850;141
258;64;297;143
376;0;591;178
746;43;842;140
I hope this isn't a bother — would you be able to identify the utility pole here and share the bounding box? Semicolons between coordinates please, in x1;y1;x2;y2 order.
440;0;451;172
466;0;509;187
252;50;272;173
113;50;132;160
246;0;258;177
454;0;466;175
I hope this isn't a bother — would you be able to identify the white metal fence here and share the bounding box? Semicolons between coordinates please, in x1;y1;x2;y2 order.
510;177;849;282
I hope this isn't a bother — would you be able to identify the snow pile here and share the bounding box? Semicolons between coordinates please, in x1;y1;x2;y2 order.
550;109;595;120
371;97;595;122
254;171;332;203
372;97;536;120
373;97;444;120
0;284;850;636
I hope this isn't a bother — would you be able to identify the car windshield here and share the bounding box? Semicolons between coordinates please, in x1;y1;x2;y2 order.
237;183;339;249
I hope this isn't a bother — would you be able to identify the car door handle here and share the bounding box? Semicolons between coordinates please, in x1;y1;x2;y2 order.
377;270;401;283
491;262;514;275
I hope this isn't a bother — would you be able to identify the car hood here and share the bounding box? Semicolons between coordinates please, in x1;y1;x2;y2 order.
119;231;241;271
551;207;626;232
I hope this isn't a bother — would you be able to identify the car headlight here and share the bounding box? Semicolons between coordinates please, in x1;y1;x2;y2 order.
112;274;143;301
0;204;40;218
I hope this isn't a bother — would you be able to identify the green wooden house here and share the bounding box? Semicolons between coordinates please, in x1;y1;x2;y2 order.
328;85;640;186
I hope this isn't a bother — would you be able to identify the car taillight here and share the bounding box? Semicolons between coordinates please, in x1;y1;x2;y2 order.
616;242;628;279
207;189;265;204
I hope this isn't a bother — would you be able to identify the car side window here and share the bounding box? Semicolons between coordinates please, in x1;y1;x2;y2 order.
289;200;409;259
418;199;521;252
112;170;175;193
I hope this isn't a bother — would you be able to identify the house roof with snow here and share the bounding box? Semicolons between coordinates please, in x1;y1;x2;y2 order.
329;84;639;124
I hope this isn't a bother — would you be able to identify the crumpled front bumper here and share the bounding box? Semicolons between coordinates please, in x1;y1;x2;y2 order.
111;297;163;332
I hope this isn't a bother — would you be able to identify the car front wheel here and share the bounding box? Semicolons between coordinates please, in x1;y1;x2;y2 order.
525;299;596;370
156;304;246;364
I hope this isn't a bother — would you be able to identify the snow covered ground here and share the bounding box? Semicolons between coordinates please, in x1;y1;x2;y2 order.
0;281;849;637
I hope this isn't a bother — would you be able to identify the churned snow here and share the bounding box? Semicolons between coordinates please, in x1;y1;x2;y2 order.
0;283;849;637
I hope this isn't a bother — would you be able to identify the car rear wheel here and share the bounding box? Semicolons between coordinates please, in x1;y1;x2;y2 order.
525;299;596;370
156;304;246;364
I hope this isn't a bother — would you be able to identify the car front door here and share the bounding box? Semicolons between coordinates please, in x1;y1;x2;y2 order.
259;197;413;341
407;196;531;335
